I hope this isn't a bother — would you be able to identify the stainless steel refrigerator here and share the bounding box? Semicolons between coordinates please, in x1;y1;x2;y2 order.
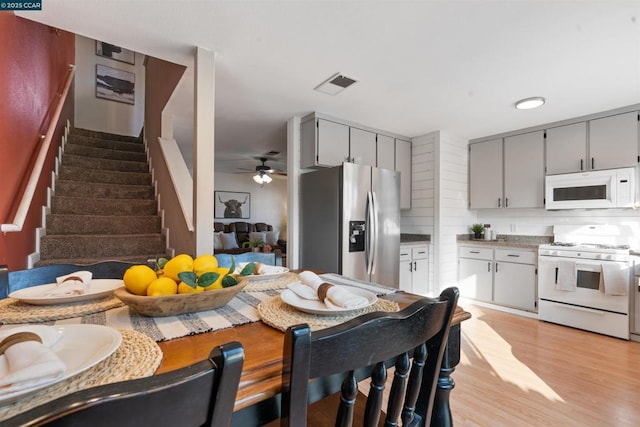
300;162;400;288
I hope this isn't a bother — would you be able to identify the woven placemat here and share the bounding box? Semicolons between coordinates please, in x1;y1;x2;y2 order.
257;295;400;332
0;296;124;324
0;329;162;421
244;271;299;292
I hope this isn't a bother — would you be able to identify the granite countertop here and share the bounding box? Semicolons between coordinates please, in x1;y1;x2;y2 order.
457;234;552;250
400;233;430;244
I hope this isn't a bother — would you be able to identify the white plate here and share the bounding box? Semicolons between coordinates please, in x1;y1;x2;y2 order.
8;279;123;305
243;268;290;282
0;324;122;404
280;286;377;316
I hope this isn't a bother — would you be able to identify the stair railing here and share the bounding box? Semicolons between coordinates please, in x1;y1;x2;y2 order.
1;64;75;233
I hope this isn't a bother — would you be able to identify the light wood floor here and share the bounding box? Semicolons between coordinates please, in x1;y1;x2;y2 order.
451;302;640;426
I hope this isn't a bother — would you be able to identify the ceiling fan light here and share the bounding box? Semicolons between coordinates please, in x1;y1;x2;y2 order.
262;174;272;183
515;96;545;110
253;174;263;184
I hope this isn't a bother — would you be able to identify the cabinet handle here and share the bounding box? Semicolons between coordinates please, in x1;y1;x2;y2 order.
498;198;501;208
409;262;413;272
592;157;594;169
495;262;499;273
507;254;520;257
488;262;491;272
580;159;584;171
413;261;417;271
505;198;509;208
470;251;480;254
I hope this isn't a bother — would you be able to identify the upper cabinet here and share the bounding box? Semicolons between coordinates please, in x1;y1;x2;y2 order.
504;131;544;208
589;111;639;170
301;113;412;209
469;139;503;209
546;112;639;174
469;131;544;209
546;122;587;174
395;139;412;210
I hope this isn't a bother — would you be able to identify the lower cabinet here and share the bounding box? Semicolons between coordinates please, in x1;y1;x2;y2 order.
399;244;429;295
458;245;537;312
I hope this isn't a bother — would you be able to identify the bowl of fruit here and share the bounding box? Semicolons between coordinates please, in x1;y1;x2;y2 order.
114;254;255;317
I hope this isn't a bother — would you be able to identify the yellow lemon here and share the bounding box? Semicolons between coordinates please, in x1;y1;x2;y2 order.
178;282;204;294
123;265;157;296
146;277;178;296
193;254;219;277
162;254;194;282
204;267;230;291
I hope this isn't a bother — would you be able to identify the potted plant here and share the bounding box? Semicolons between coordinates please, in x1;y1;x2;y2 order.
243;238;265;252
470;223;485;239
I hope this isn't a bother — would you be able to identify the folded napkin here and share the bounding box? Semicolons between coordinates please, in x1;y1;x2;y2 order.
555;260;577;291
0;326;65;396
601;263;628;296
295;271;369;309
236;263;287;276
46;271;93;296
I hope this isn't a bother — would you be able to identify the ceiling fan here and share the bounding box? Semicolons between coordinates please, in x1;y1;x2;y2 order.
253;157;276;184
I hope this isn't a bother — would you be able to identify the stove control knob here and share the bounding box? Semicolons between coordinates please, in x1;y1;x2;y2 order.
604;254;612;260
595;254;602;260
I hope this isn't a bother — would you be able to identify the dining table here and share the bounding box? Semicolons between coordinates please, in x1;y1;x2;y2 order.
0;269;470;426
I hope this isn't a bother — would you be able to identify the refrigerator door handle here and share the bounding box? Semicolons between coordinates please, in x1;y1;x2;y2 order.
365;191;375;275
370;191;379;275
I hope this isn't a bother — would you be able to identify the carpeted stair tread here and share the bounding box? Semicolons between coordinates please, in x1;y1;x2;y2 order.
64;143;147;162
39;234;167;260
62;154;149;173
47;214;161;235
67;135;146;153
55;180;155;200
52;196;157;216
59;165;151;185
72;127;141;143
35;254;167;267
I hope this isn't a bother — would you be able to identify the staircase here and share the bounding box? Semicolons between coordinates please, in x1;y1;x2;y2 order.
37;128;168;265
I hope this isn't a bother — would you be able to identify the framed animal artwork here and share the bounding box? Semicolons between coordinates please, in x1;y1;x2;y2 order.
215;191;250;219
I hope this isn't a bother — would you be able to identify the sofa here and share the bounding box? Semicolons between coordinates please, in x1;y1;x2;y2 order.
214;222;286;257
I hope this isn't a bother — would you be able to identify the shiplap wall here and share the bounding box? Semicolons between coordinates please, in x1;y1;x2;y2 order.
435;132;476;292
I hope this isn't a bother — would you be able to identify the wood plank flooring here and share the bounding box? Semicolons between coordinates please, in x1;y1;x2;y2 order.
451;302;640;426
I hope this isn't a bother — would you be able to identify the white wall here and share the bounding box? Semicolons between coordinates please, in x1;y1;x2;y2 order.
214;172;288;233
74;35;145;137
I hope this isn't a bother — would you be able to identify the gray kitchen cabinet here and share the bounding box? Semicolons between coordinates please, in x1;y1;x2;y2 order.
546;122;588;174
458;245;537;312
399;244;429;295
395;138;412;210
349;127;377;166
458;246;493;301
376;134;395;171
469;139;503;208
300;117;349;168
493;249;537;312
504;131;544;208
589;111;639;170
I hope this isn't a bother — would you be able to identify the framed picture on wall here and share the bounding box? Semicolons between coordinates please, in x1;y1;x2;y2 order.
96;41;135;65
96;64;135;105
215;191;251;219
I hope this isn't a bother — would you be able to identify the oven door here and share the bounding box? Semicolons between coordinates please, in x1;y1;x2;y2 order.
538;256;629;314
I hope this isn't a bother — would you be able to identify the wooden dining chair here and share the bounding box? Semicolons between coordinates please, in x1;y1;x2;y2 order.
279;287;459;427
0;260;146;298
4;341;244;427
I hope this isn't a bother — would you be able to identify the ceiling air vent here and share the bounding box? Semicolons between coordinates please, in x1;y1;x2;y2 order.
314;72;358;95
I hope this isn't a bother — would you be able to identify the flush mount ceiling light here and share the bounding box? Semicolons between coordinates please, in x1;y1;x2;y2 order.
314;72;358;95
515;97;546;110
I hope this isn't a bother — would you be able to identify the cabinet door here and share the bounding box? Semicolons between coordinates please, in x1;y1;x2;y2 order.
376;134;395;170
469;139;503;209
458;258;492;301
504;131;544;208
494;262;536;311
412;258;429;296
546;122;587;174
399;260;412;292
395;139;412;210
349;127;377;166
317;119;350;167
589;111;639;170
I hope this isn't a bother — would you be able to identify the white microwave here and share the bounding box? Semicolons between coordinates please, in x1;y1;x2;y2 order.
545;167;636;210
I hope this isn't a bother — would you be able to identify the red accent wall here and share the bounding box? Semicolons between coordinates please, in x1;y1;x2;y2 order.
0;13;75;270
